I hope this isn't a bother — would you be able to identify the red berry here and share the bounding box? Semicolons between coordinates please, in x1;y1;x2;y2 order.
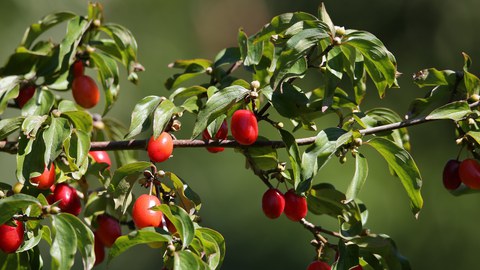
0;220;24;254
72;75;100;108
30;163;56;190
284;189;307;221
132;194;163;229
231;109;258;145
51;183;82;216
351;266;363;270
89;151;112;169
147;133;173;163
202;120;228;153
442;159;461;190
72;60;84;77
95;214;122;247
15;85;36;108
307;261;331;270
459;158;480;189
94;232;105;266
262;188;285;219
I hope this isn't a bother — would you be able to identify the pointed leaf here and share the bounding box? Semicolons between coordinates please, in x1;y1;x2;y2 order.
152;204;195;249
51;215;77;270
43;117;71;164
367;137;423;217
0;194;41;225
153;99;177;139
346;153;368;200
279;129;302;189
58;214;95;270
173;250;209;270
125;96;162;139
0;117;25;140
425;101;471;121
108;230;172;262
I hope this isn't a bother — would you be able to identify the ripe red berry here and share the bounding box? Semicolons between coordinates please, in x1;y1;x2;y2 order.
307;261;331;270
95;214;122;247
72;60;84;77
94;232;106;266
132;194;163;229
147;132;173;163
262;188;285;219
284;189;307;221
459;158;480;189
0;220;24;254
442;159;461;190
231;109;258;145
51;183;82;216
30;163;56;190
15;85;36;108
72;75;100;108
89;151;112;169
351;265;363;270
202;120;228;153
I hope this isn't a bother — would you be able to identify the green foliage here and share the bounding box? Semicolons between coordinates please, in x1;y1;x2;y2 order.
1;2;479;270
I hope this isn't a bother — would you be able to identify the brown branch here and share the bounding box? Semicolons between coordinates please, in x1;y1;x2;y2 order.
300;218;345;240
1;100;478;154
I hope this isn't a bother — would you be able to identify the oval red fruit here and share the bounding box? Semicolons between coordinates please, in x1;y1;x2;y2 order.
0;220;24;254
262;188;285;219
459;158;480;189
351;265;363;270
231;109;258;145
147;132;173;163
72;75;100;108
30;163;56;190
51;183;82;216
307;261;331;270
15;85;36;108
442;159;461;190
89;151;112;169
132;194;163;229
202;120;228;153
284;189;307;221
96;214;122;247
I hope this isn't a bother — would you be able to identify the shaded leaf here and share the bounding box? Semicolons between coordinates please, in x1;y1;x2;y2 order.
108;230;171;262
125;96;161;139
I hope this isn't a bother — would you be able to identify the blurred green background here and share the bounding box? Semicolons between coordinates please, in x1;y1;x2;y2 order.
1;0;480;269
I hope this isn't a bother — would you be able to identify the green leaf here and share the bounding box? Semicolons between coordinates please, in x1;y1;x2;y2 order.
110;162;152;188
272;27;330;89
110;162;151;213
21;12;76;49
301;128;347;188
165;60;211;90
99;23;141;83
43;117;71;164
17;225;44;253
346;153;368;200
367;137;423;217
22;115;47;138
195;228;226;269
125;96;162;139
103;117;137;167
412;68;456;88
214;47;241;67
192;85;250;138
279;129;302;189
90;51;120;115
0;252;32;270
152;204;195;249
55;16;90;74
58;214;95;270
51;215;78;270
173;250;209;270
21;89;55;117
245;147;279;171
153;99;177;139
238;29;263;66
308;184;347;216
0;117;25;140
252;12;319;43
108;230;172;262
343;30;397;97
61;111;93;133
0;75;21;113
333;240;360;270
64;129;90;179
166;172;202;214
0;194;41;225
351;234;411;270
169;86;207;101
317;3;335;34
425;101;471;121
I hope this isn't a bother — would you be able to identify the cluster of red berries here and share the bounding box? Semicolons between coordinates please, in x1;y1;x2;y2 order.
262;188;307;221
443;158;480;190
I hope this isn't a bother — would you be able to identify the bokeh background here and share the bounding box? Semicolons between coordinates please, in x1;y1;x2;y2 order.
1;0;480;269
